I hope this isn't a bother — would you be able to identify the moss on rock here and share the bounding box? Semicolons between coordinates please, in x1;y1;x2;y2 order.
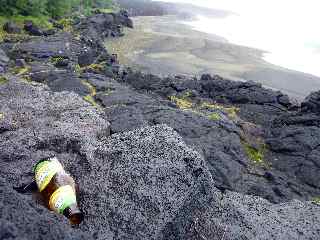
243;142;267;166
200;102;239;119
169;95;193;110
82;80;99;107
208;112;221;121
312;197;320;205
0;76;8;85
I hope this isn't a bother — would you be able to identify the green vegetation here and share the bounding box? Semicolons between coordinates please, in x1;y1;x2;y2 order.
84;95;98;107
51;56;65;64
0;15;52;29
169;91;194;110
208;112;221;121
243;142;267;165
0;76;8;85
56;18;74;32
86;63;105;72
100;8;115;14
0;0;116;40
11;66;30;76
74;64;82;75
78;63;106;74
0;0;115;19
0;15;50;42
200;102;239;119
169;96;193;110
312;197;320;205
169;93;240;123
82;80;99;107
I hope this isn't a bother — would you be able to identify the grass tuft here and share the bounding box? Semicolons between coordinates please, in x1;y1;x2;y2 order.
56;18;73;32
243;142;266;165
312;197;320;205
83;95;98;107
11;66;30;76
169;95;193;110
51;56;65;64
0;15;52;29
208;112;221;121
87;63;105;72
200;102;239;119
100;8;115;14
0;15;52;42
0;76;8;85
81;80;98;107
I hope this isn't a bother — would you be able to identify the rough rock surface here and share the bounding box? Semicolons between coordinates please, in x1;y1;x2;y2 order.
6;32;81;62
24;20;44;36
0;76;108;239
30;66;90;96
3;21;21;34
110;71;320;202
267;111;320;192
0;177;93;240
302;90;320;114
0;48;9;73
0;77;319;239
1;11;320;240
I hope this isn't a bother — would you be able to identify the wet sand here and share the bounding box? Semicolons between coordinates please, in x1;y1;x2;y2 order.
105;15;320;100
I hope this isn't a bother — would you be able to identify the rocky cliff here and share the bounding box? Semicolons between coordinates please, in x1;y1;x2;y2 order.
0;11;320;240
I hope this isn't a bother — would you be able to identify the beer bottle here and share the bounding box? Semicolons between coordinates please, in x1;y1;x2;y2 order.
34;157;83;225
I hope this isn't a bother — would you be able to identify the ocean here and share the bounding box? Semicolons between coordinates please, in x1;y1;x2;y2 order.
157;0;320;77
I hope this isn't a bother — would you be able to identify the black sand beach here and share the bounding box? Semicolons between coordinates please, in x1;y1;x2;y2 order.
105;15;320;100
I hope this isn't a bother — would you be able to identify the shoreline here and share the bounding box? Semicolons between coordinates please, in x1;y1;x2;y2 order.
105;15;320;100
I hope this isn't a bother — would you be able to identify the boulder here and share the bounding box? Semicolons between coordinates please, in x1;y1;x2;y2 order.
1;77;319;239
199;75;281;105
3;21;21;34
0;75;110;182
302;91;320;114
162;187;320;240
24;20;44;36
15;58;27;68
0;48;9;73
78;49;99;67
116;10;134;28
0;76;110;240
76;12;133;44
9;32;81;61
267;111;320;195
90;73;315;203
29;66;90;96
44;28;56;36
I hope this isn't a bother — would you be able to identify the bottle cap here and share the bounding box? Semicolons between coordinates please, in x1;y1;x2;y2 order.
63;204;84;225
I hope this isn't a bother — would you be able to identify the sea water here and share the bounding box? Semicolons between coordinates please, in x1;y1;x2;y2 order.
159;0;320;77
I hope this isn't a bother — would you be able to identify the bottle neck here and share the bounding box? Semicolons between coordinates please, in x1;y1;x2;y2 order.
63;204;83;225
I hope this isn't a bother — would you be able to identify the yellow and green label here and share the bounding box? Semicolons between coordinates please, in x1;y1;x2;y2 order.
49;185;77;214
34;158;64;192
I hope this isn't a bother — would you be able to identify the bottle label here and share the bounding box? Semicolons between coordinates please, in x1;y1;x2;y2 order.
49;185;77;214
34;158;64;192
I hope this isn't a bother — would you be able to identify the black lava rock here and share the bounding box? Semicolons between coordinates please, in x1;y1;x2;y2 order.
24;20;44;36
3;21;21;34
302;91;320;114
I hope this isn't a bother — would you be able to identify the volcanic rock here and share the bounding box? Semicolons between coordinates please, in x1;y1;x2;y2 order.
3;21;21;34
